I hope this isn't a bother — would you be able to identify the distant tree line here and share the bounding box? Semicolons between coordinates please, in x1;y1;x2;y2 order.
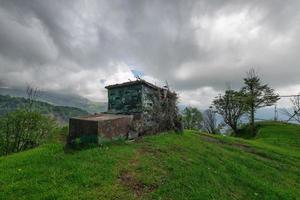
182;69;280;136
181;106;220;134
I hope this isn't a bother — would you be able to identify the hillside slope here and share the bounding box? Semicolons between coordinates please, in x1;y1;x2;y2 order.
255;122;300;151
0;87;107;113
0;122;299;199
0;95;89;124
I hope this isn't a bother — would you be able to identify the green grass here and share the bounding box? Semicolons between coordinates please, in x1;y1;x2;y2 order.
255;122;300;150
1;122;300;199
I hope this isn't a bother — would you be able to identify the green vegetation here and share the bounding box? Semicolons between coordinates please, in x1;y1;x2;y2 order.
182;106;203;130
253;121;300;152
202;107;219;134
0;109;58;156
242;69;280;136
0;121;299;199
213;90;247;135
211;69;279;136
0;95;89;124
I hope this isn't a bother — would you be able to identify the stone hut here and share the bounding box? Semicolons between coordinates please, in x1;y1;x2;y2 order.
106;79;161;114
67;80;170;145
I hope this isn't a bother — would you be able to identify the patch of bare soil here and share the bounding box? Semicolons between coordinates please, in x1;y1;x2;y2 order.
118;170;158;197
118;148;159;198
139;146;167;156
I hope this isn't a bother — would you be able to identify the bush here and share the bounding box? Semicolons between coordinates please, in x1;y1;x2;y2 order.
149;88;181;134
0;109;57;156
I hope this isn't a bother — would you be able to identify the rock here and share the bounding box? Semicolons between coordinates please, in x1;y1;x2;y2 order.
128;131;139;140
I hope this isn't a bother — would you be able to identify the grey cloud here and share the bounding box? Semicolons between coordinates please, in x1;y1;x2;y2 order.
0;0;300;104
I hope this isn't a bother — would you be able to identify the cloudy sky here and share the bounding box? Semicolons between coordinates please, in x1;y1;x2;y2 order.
0;0;300;108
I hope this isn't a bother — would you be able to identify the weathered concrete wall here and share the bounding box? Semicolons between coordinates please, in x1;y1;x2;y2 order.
68;118;98;144
107;83;160;116
107;85;142;114
141;84;157;110
98;116;133;143
140;84;159;131
67;114;133;145
106;84;161;136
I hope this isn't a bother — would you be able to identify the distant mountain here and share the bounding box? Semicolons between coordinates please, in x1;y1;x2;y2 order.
0;87;107;114
179;104;293;125
242;107;291;123
0;95;89;124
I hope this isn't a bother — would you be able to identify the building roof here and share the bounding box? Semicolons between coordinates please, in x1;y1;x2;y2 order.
71;113;132;121
105;79;162;90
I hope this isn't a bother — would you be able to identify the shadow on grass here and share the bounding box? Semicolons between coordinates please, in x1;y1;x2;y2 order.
63;137;127;154
235;124;255;139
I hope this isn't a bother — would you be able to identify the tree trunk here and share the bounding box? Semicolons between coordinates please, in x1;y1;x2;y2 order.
232;127;237;136
249;84;255;137
250;105;255;136
230;122;238;136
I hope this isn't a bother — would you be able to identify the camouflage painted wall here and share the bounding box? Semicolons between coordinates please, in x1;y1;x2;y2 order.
141;85;158;124
106;82;165;135
107;84;158;114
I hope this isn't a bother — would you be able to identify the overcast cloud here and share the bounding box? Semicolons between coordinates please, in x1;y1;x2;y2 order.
0;0;300;108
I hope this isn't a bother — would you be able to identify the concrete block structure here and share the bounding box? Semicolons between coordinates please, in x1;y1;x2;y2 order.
68;114;133;144
105;79;163;114
68;80;166;145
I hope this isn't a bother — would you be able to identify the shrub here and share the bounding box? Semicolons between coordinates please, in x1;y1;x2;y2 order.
0;109;57;156
149;88;182;134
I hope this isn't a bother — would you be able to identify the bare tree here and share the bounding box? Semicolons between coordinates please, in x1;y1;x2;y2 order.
202;107;218;134
281;95;300;123
182;107;203;130
26;85;40;111
133;80;181;135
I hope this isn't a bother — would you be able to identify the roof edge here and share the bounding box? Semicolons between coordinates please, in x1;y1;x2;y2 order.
105;80;162;90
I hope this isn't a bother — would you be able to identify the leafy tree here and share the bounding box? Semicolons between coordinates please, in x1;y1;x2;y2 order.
202;106;218;134
182;107;203;130
213;90;247;135
242;69;280;136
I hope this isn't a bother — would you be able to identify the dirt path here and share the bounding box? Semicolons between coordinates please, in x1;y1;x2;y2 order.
118;148;158;198
200;134;272;161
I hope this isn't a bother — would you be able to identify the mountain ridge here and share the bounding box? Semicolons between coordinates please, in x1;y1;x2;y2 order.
0;94;89;124
0;87;107;114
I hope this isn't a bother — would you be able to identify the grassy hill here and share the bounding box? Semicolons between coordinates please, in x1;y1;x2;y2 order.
0;95;89;124
0;122;299;199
